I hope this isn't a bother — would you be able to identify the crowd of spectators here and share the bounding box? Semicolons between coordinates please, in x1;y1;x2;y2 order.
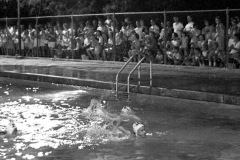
0;15;240;68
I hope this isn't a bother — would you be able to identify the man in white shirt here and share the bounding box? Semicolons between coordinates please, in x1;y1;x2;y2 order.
173;16;184;38
149;19;159;35
184;16;194;34
134;20;143;41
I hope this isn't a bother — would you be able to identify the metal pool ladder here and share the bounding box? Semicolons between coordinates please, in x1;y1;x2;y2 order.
115;55;153;99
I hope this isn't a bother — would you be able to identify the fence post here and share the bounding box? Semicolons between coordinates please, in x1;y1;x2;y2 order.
5;17;8;56
225;8;229;67
36;16;39;57
163;10;167;64
113;12;116;61
17;0;21;56
71;14;74;59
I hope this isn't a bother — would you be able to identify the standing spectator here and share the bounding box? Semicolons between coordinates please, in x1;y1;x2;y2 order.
149;19;160;36
39;25;47;57
143;31;157;61
140;19;147;31
173;16;184;38
229;33;240;65
97;20;108;44
77;21;85;37
105;15;112;26
92;20;98;31
180;31;189;58
228;18;239;48
128;33;141;62
235;16;240;28
184;15;194;35
135;20;143;41
47;27;57;58
202;20;211;37
62;23;70;49
215;17;225;51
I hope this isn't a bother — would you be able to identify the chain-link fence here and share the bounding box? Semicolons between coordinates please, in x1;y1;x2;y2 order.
0;9;240;67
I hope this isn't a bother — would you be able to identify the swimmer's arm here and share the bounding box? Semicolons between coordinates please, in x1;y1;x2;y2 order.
117;126;131;138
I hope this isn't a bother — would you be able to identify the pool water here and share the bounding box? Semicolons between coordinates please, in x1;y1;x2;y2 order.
1;78;240;160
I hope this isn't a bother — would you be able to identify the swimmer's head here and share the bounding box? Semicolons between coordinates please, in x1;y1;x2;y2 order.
133;122;146;138
121;106;132;114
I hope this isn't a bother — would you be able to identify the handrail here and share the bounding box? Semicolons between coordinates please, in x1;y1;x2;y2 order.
115;56;135;98
127;57;146;98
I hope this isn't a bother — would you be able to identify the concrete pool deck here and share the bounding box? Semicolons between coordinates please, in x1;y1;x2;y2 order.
0;55;240;105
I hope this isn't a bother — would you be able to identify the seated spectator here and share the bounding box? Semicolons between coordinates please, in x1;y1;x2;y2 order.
80;33;91;59
115;31;127;61
73;37;84;59
208;41;219;67
155;49;164;64
167;46;182;65
87;30;103;60
200;43;209;66
167;32;180;50
102;32;114;61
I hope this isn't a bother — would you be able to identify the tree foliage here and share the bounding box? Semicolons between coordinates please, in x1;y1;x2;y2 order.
0;0;240;18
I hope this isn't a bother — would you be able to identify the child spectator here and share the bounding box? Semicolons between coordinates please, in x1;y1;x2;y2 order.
180;31;189;58
200;43;209;66
208;41;219;67
166;46;182;65
173;46;182;65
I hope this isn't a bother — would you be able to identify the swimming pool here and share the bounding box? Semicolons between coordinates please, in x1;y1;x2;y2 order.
1;78;240;160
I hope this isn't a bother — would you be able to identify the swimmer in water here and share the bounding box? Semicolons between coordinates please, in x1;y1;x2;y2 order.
84;100;147;141
112;106;143;127
82;98;118;121
0;119;17;136
104;121;146;140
